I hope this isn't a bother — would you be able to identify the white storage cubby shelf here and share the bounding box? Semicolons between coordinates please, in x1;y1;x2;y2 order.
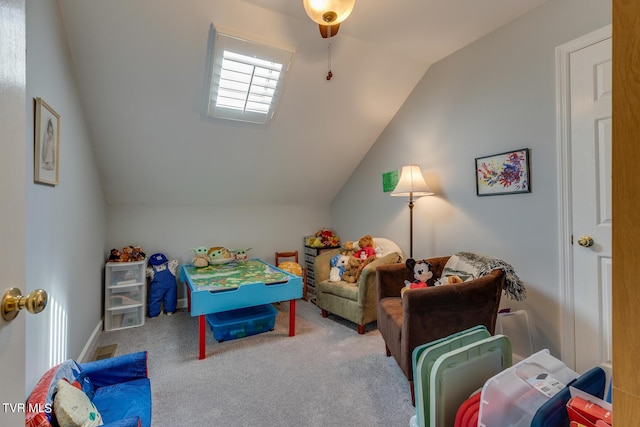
104;259;146;331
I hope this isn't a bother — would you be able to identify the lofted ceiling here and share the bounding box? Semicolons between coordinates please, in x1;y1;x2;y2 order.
56;0;548;206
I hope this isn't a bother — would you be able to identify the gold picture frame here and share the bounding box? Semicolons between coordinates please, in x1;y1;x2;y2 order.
34;98;60;185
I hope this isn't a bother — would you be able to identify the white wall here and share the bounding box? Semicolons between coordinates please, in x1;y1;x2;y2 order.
330;0;611;358
25;0;106;391
106;204;330;300
19;0;609;394
22;0;329;394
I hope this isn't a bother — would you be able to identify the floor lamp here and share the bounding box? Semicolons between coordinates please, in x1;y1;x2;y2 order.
390;165;433;258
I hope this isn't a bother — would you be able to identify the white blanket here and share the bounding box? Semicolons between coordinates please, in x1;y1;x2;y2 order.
441;252;527;301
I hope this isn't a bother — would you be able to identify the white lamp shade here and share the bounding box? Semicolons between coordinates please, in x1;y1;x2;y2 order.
303;0;355;25
390;165;433;197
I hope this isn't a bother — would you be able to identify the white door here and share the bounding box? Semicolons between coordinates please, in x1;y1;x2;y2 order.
570;37;612;374
0;0;27;424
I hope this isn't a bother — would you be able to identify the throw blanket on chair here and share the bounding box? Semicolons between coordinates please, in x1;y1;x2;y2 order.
442;252;527;301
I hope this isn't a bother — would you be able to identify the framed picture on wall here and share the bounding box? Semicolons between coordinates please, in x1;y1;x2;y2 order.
475;148;531;196
34;97;60;186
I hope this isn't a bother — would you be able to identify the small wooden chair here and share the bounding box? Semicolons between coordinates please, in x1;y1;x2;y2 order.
275;251;307;300
275;251;299;265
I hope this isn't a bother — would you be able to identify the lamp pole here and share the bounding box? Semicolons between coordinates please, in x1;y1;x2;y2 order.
408;192;414;258
390;165;433;259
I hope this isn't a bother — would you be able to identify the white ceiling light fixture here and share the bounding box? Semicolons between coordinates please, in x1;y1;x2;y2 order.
303;0;355;27
303;0;355;80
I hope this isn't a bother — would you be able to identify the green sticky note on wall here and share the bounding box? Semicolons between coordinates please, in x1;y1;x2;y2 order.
382;170;399;193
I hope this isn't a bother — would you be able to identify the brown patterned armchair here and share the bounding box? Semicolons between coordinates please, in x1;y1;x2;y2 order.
376;256;504;404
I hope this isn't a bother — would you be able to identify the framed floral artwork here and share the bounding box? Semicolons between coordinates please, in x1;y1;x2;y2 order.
34;97;60;185
475;148;531;196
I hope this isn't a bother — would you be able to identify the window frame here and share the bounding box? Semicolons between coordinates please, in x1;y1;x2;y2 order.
205;27;293;125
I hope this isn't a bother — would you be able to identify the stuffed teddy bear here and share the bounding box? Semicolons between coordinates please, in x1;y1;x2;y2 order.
401;258;434;296
329;254;349;282
341;256;362;283
354;234;377;260
191;246;209;268
146;253;179;317
120;246;133;262
340;241;356;258
445;275;463;284
130;245;146;262
436;275;464;286
341;235;378;283
341;254;377;284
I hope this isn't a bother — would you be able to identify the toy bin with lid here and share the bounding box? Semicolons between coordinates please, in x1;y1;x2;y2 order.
206;304;277;342
478;349;579;427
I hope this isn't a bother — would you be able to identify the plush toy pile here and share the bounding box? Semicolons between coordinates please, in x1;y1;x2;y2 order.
330;234;380;284
190;246;252;268
306;228;340;248
107;245;146;263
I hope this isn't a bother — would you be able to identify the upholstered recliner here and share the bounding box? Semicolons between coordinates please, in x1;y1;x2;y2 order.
376;256;504;404
315;238;403;334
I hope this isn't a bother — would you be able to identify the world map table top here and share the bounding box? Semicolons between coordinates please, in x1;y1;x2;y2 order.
181;258;302;316
182;259;291;292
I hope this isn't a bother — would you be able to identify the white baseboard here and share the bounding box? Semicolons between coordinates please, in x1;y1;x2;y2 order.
177;297;188;309
78;298;188;362
78;319;103;363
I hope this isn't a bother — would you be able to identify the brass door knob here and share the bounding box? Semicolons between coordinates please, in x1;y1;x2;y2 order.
577;236;595;247
1;288;48;321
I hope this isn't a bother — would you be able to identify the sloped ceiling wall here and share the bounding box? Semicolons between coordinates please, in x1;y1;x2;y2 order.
56;0;547;206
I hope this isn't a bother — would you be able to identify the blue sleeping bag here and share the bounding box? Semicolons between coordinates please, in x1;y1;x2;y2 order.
79;351;151;427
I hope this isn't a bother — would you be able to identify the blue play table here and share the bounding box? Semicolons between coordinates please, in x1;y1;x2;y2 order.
180;259;303;359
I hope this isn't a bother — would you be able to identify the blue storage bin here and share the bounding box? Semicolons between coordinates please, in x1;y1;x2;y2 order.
530;366;606;427
206;304;277;342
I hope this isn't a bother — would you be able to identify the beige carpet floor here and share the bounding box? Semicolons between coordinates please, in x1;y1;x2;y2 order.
91;300;416;426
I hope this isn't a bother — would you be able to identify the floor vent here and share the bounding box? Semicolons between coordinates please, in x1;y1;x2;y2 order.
93;344;117;361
